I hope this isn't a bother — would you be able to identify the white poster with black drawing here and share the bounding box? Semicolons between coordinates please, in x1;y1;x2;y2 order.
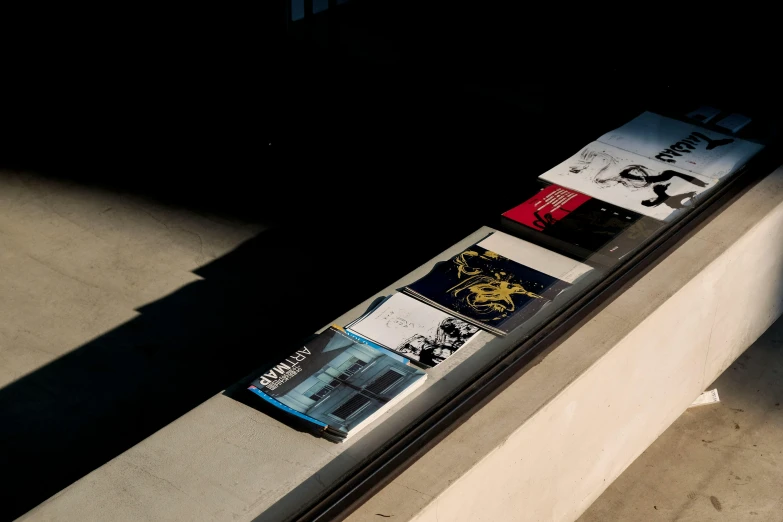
539;141;716;221
346;293;480;368
597;111;763;179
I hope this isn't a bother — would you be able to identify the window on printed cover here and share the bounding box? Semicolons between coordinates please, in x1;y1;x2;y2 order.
365;369;405;395
334;356;366;380
329;394;373;421
304;375;342;401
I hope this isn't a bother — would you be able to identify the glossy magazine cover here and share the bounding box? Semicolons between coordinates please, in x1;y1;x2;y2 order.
502;183;663;264
404;243;571;336
248;328;425;438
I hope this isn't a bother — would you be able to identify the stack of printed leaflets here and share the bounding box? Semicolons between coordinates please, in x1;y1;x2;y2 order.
248;327;426;442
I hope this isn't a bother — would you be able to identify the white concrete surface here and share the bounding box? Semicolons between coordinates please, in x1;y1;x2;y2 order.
577;315;783;521
0;171;262;388
345;167;783;522
14;165;783;522
0;169;266;521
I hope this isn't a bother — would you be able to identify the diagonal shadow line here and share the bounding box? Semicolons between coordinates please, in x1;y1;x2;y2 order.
0;198;490;522
0;76;582;521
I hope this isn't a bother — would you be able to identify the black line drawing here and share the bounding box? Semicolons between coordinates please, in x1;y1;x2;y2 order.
641;184;697;209
566;147;710;211
655;131;734;163
568;148;617;178
394;317;478;367
608;165;708;189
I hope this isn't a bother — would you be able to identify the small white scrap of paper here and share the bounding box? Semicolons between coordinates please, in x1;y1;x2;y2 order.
715;113;752;133
689;389;720;408
687;106;721;124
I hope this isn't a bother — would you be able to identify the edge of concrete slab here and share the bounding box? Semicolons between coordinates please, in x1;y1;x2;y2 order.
345;168;783;522
18;168;783;522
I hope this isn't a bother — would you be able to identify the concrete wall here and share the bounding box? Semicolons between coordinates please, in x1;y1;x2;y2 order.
347;167;783;521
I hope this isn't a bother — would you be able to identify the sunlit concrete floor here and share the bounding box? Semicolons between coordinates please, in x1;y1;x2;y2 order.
578;315;783;522
0;165;494;521
0;169;264;387
0;169;265;520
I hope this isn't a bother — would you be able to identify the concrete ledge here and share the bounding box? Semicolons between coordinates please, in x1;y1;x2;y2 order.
346;166;783;522
19;167;783;522
17;228;528;522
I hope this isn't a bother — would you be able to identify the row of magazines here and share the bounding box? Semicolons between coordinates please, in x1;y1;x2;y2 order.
247;109;764;442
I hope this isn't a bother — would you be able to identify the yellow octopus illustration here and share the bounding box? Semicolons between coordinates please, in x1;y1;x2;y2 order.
448;249;543;321
454;250;483;278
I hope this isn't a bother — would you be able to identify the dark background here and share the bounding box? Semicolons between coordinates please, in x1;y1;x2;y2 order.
0;3;780;520
4;3;779;223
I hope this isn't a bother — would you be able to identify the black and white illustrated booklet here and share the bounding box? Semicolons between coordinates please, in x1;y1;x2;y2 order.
539;141;717;221
596;111;763;180
346;293;481;368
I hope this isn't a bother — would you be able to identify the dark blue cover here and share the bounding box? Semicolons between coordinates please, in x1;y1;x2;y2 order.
404;245;570;335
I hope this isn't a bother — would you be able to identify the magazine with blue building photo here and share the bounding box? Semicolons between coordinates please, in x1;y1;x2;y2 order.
248;327;426;441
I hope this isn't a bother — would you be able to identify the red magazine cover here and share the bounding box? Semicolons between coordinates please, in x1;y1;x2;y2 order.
500;183;663;265
502;185;591;231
